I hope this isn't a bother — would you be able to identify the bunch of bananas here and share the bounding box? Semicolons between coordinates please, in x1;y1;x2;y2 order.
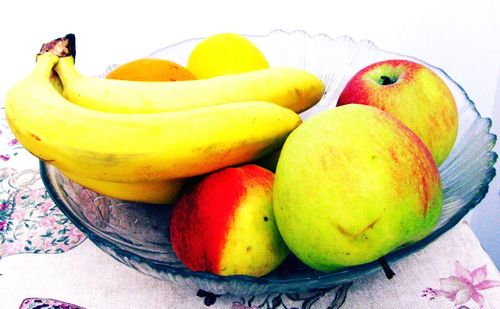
5;34;325;204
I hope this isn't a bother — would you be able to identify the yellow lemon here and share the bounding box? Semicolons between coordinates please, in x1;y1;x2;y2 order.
187;33;269;79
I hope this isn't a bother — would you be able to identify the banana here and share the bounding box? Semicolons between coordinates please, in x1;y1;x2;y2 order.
6;53;302;185
53;55;325;114
60;169;184;204
39;53;184;204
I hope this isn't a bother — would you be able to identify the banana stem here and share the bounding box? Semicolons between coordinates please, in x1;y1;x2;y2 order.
39;33;76;60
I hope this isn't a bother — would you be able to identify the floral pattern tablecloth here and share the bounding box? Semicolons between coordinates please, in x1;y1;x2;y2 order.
1;106;499;309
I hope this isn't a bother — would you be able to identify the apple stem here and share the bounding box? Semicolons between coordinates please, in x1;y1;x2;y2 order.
380;76;394;85
378;257;395;279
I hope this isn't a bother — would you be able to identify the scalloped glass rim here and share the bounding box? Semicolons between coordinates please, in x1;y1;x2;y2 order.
40;29;497;295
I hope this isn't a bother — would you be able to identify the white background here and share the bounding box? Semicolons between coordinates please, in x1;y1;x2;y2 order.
0;0;498;265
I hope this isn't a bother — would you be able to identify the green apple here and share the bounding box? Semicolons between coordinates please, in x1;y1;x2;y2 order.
337;59;458;166
170;164;289;277
273;104;443;272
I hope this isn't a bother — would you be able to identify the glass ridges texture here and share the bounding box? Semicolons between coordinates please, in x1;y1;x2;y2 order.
40;30;497;296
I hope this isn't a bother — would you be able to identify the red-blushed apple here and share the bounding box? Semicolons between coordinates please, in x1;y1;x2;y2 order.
337;59;458;166
169;164;289;277
273;104;443;272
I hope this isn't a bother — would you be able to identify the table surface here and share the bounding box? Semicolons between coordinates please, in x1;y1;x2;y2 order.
0;1;499;308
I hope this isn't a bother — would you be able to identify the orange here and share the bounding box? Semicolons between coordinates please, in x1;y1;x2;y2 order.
106;58;196;81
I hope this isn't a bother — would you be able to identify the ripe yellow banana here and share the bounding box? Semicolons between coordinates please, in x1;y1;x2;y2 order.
36;47;185;204
60;169;184;204
6;53;302;185
53;55;325;114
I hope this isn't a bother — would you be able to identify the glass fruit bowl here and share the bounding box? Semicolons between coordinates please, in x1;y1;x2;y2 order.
40;29;497;296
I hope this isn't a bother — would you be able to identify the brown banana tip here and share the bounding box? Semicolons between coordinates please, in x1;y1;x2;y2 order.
38;33;76;60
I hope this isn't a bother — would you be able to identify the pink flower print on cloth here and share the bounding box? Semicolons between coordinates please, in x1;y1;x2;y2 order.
0;108;22;162
423;261;500;308
20;297;86;309
0;168;86;258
